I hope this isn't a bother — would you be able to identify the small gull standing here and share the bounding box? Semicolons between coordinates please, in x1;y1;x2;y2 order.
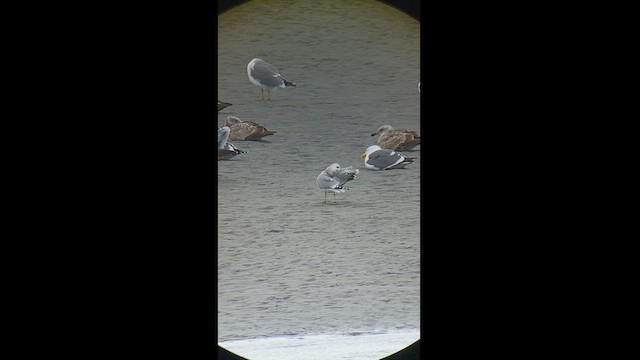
247;58;297;100
361;145;415;170
371;125;421;152
225;115;277;141
316;163;359;203
217;126;246;160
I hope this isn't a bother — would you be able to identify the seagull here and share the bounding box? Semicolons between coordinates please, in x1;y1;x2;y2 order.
225;115;277;141
217;100;232;112
247;58;297;100
217;126;246;160
316;163;359;203
371;125;421;152
361;145;415;170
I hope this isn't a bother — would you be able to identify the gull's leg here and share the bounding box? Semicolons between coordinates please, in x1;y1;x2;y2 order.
260;88;264;100
333;193;337;203
267;89;271;100
324;192;327;204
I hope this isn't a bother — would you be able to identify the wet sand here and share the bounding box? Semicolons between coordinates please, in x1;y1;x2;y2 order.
217;0;420;354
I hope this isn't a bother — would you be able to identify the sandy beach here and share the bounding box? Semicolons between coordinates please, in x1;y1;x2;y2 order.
218;1;420;358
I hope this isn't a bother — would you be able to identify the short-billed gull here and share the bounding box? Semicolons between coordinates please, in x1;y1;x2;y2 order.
316;163;359;203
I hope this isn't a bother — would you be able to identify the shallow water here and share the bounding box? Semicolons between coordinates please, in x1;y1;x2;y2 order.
218;0;420;358
219;330;421;360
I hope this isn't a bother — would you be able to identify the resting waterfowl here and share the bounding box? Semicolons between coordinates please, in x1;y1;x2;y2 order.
225;116;276;141
217;126;246;160
361;145;415;170
371;125;421;152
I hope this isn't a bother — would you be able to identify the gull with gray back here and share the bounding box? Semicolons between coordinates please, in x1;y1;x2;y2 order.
247;58;297;100
361;145;415;170
316;163;359;203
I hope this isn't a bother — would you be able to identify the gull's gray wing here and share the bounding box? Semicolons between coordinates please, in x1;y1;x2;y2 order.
367;149;405;169
250;60;284;88
334;166;359;185
316;172;341;190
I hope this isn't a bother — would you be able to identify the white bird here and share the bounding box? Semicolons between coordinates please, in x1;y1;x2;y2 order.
371;125;421;152
247;58;297;100
217;126;245;160
315;163;359;203
361;145;415;170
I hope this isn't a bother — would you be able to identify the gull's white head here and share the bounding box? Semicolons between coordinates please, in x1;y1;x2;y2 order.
361;145;382;158
325;163;340;176
225;116;242;126
371;125;394;137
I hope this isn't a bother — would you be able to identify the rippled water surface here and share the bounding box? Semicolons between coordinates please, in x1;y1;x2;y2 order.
218;0;420;358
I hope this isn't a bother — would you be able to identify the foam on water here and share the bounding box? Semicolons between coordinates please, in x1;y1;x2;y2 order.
219;330;420;360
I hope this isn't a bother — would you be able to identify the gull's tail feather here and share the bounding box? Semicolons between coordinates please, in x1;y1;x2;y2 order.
282;77;297;87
